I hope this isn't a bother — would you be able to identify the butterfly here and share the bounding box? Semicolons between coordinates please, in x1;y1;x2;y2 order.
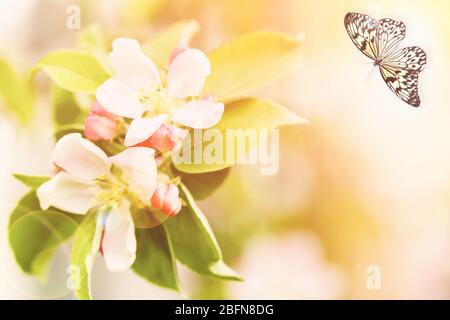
344;12;427;107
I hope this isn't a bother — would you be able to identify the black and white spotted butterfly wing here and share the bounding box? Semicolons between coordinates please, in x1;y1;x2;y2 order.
377;18;406;58
379;64;420;107
380;46;427;107
382;46;426;72
344;12;379;60
345;12;427;107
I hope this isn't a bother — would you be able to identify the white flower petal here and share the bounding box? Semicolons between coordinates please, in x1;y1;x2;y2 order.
167;49;211;99
37;172;97;214
96;78;146;119
109;147;157;203
172;100;224;129
102;201;136;272
109;38;160;92
52;133;110;180
124;114;168;146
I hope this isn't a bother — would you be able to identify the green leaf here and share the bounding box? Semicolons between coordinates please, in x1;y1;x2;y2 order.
142;20;199;67
8;188;82;281
52;85;87;126
95;140;126;156
76;24;109;55
76;25;110;73
70;211;101;300
33;50;110;93
171;166;230;200
9;191;44;228
0;58;34;123
54;123;85;140
13;174;50;190
173;97;308;173
9;210;79;281
132;224;180;291
217;98;307;130
165;183;241;281
202;31;303;101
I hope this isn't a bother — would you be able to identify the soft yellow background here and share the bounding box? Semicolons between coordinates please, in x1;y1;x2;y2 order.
1;0;449;299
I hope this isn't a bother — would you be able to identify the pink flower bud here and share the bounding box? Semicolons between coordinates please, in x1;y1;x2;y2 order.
151;182;182;216
169;45;189;65
84;102;121;141
138;124;187;152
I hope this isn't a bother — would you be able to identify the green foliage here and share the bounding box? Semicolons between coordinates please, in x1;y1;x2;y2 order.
76;24;109;55
51;85;87;126
8;177;82;282
0;58;34;123
132;224;180;291
174;97;307;173
9;210;79;281
70;211;101;300
13;174;50;190
202;31;303;101
33;50;110;93
171;166;230;200
165;183;241;280
5;27;310;299
54;123;85;140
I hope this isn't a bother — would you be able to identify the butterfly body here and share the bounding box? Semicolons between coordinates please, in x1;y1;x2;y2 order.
374;59;383;67
344;12;427;107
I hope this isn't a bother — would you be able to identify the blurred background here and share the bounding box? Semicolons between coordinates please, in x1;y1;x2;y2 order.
1;0;449;299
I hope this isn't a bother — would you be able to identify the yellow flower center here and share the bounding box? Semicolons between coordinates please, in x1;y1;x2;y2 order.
140;88;171;114
94;170;128;207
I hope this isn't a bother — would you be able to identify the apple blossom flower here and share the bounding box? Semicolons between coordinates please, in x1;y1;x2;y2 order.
151;178;182;216
36;133;157;271
84;101;122;141
95;38;224;149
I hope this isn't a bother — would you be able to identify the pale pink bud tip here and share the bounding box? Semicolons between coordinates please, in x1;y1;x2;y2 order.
169;45;189;65
84;102;121;141
138;124;187;152
91;101;121;121
151;182;182;216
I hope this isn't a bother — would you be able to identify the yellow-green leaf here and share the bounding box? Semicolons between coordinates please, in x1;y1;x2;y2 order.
173;97;308;173
202;31;303;101
142;20;199;67
70;211;102;300
33;50;110;93
76;25;110;72
0;58;34;123
8;188;82;282
165;183;241;280
13;174;50;190
171;166;231;200
52;85;87;126
9;210;79;281
76;24;109;55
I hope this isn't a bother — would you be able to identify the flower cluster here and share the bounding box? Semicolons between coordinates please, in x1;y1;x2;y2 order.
37;38;224;272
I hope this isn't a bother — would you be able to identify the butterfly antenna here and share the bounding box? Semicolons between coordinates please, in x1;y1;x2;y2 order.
366;65;377;83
